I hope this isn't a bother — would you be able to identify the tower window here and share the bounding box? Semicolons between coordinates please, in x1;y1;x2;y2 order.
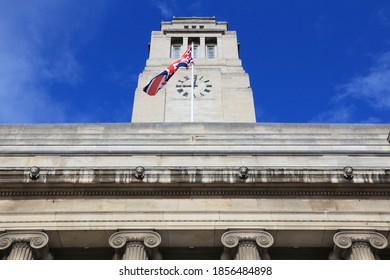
205;37;217;59
193;45;199;59
184;25;189;29
172;45;182;59
206;45;216;59
192;25;196;29
199;25;204;29
171;37;183;58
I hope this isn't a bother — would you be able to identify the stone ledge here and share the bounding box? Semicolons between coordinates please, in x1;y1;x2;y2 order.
0;167;389;198
1;188;390;198
0;167;388;184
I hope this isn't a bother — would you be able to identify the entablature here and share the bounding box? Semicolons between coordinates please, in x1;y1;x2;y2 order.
1;167;389;198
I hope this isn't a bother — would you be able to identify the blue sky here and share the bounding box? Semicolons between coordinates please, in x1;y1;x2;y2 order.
1;0;390;124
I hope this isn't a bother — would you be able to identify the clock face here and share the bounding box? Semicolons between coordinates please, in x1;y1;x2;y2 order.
176;74;212;98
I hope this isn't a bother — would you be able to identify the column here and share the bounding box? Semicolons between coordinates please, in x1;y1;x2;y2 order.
200;37;205;58
217;36;223;59
0;231;52;260
221;229;274;260
109;230;162;260
183;37;188;50
329;231;388;260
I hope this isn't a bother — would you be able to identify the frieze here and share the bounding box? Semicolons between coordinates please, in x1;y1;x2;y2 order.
0;188;390;198
0;167;390;198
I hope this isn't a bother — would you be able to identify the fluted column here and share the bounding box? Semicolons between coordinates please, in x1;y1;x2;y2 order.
0;231;52;260
109;230;162;260
7;242;34;260
330;231;388;260
221;230;274;260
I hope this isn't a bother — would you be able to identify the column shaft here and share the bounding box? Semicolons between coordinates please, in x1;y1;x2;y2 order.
349;243;375;260
123;242;148;260
235;241;261;260
7;242;34;260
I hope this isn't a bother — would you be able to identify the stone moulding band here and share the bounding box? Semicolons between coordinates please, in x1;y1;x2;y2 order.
0;167;389;185
1;188;390;198
0;166;390;185
1;167;390;198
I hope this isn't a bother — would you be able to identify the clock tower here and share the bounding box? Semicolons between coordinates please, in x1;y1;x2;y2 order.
132;17;256;122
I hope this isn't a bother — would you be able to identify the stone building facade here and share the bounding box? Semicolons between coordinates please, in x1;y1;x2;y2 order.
1;17;390;260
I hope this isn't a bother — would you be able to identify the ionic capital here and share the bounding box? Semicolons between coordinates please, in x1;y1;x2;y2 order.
109;230;162;260
330;231;388;260
333;231;388;250
0;231;49;251
221;229;274;249
109;230;161;249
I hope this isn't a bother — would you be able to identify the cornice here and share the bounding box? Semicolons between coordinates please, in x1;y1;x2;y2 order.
163;29;225;35
0;167;389;198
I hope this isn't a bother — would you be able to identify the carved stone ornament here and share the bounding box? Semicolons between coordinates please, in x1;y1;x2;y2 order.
238;166;249;180
109;230;161;249
333;231;388;250
0;231;51;260
221;230;274;249
29;166;40;180
109;230;161;260
134;166;145;180
221;230;274;260
0;231;49;250
330;231;388;260
343;166;353;180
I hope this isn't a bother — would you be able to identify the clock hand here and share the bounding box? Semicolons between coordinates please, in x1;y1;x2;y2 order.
193;74;198;87
182;79;198;88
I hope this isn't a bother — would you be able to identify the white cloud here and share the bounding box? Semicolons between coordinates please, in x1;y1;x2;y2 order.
152;1;176;18
151;0;203;19
41;48;82;86
377;4;390;26
312;106;355;123
361;116;382;123
0;1;104;123
313;51;390;123
338;51;390;109
150;0;207;22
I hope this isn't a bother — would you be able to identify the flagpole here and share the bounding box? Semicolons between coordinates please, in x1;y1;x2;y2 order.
190;42;194;123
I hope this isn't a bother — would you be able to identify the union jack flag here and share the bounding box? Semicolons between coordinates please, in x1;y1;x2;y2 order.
143;45;193;96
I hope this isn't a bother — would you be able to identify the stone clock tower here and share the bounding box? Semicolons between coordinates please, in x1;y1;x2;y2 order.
132;17;256;122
